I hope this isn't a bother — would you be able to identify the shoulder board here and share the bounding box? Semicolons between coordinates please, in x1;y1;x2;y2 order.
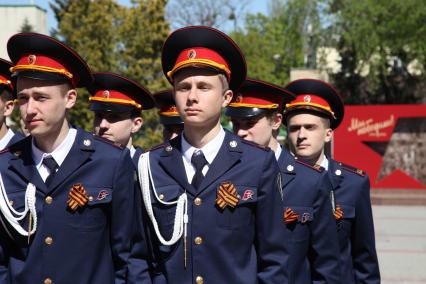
295;159;324;172
93;135;124;149
148;142;169;152
241;140;271;151
339;162;365;176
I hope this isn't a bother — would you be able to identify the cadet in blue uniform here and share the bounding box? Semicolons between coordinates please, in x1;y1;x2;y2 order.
0;33;143;284
225;78;341;284
153;89;183;141
284;79;380;283
0;58;24;150
137;26;288;283
88;72;155;167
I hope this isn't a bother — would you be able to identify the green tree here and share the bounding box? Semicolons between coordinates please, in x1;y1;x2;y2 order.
50;0;170;148
327;0;426;104
51;0;123;133
231;0;323;86
119;0;170;148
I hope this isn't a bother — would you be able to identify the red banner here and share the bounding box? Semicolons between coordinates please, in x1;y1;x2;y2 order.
333;105;426;190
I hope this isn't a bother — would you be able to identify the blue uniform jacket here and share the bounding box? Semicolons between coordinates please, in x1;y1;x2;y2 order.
0;128;141;284
328;158;380;284
132;146;144;168
5;131;25;148
128;145;155;284
143;131;288;283
278;148;341;284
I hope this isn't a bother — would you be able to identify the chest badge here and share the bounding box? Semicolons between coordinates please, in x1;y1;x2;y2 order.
242;189;254;201
97;190;109;201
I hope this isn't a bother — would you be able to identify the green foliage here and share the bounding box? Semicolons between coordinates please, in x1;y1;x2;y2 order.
50;0;170;148
327;0;426;103
231;0;323;86
119;0;170;147
51;0;122;132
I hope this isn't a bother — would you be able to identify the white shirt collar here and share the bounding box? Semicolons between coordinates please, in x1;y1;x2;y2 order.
181;127;226;183
32;128;77;170
182;126;225;165
130;145;136;158
0;128;15;150
320;156;329;170
274;144;282;161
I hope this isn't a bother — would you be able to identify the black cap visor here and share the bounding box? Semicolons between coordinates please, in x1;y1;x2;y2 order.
225;106;274;118
90;101;137;113
160;115;184;125
12;70;70;85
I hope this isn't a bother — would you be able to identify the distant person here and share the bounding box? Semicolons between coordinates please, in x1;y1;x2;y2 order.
88;72;155;166
0;58;24;149
284;78;380;284
153;89;183;141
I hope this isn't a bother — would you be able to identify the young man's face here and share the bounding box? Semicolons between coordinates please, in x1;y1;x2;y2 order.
93;110;142;147
173;68;232;128
286;113;332;162
16;77;76;139
231;113;281;147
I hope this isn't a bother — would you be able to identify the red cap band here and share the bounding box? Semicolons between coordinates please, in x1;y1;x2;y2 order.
285;94;335;117
167;47;231;81
229;91;282;109
159;105;179;117
10;54;78;86
0;76;13;91
90;90;142;109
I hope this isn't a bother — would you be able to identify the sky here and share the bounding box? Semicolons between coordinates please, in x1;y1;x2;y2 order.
24;0;268;32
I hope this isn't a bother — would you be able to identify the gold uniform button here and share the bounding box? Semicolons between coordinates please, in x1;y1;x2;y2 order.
9;200;14;207
194;236;203;245
88;196;94;202
195;275;203;284
45;196;53;204
44;278;52;284
194;197;202;206
45;236;53;245
159;194;165;200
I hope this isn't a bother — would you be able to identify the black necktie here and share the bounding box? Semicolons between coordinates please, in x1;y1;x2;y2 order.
191;150;208;190
42;156;59;187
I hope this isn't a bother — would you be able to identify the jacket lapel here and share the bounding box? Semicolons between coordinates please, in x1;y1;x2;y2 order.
196;131;242;195
277;147;296;188
158;135;193;194
327;158;343;191
47;129;94;193
8;136;46;192
6;131;25;148
132;147;144;168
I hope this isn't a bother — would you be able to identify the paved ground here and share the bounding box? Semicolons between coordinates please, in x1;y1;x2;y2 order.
373;205;426;284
